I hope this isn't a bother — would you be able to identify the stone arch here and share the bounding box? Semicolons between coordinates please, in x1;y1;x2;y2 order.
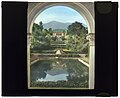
27;2;94;34
27;2;95;89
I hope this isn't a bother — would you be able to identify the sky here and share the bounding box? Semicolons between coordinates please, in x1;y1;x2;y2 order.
34;6;87;25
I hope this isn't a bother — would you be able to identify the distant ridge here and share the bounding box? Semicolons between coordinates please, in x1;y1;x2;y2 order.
43;21;71;30
43;21;87;30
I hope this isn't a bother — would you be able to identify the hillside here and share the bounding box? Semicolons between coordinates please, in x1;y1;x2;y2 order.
43;21;87;30
43;21;71;30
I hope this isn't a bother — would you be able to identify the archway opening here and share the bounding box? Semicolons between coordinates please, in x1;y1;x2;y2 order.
31;5;89;56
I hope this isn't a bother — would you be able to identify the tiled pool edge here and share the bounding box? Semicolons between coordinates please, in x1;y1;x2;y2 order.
31;58;90;68
78;58;89;67
31;58;39;65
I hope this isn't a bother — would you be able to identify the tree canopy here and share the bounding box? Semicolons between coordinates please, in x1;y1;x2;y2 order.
66;21;88;53
67;21;87;36
31;21;89;54
31;22;53;50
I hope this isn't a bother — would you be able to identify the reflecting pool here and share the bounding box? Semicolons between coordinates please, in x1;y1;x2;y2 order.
30;58;89;88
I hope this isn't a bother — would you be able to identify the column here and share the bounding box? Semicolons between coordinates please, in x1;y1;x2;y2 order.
87;33;95;89
27;33;32;88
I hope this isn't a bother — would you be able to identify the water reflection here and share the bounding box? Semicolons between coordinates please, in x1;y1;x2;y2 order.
36;73;68;82
30;59;89;88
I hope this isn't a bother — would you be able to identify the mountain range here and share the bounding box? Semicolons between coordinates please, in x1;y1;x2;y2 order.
43;21;71;30
43;21;87;30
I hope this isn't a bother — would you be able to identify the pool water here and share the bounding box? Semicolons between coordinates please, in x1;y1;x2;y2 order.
30;58;89;88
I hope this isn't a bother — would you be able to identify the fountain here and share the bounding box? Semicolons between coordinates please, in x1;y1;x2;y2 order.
55;49;62;59
56;49;61;55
